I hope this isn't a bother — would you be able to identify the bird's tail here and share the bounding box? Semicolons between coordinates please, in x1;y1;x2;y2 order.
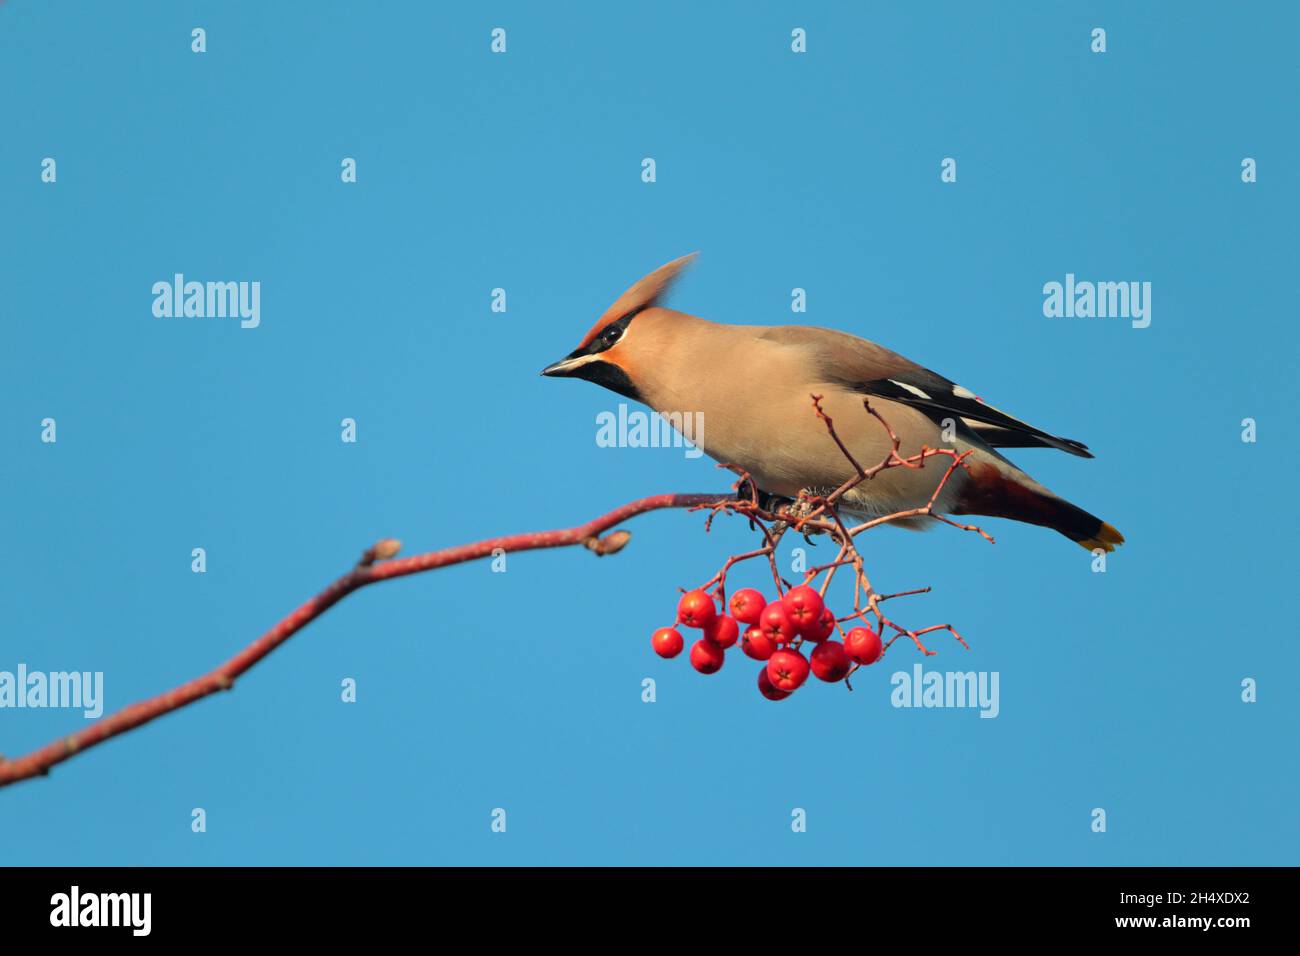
953;463;1125;552
1049;502;1126;553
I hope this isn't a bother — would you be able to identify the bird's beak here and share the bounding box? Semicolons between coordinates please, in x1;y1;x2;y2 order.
539;346;641;400
540;354;588;378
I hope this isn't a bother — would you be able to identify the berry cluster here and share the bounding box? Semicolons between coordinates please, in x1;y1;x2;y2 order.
651;585;884;700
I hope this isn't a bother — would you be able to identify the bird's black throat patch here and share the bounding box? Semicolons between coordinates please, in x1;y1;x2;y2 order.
569;359;642;402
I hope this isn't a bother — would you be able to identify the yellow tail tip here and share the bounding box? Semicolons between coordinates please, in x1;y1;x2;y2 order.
1078;522;1125;553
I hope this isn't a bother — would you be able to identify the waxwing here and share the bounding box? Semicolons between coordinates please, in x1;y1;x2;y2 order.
543;255;1123;552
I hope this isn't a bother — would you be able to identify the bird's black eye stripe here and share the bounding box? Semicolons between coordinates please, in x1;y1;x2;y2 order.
577;305;645;357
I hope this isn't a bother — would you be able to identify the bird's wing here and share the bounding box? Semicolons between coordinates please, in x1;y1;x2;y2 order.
961;422;1088;453
760;325;1093;459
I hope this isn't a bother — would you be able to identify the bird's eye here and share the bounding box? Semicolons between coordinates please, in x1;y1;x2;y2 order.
603;326;621;343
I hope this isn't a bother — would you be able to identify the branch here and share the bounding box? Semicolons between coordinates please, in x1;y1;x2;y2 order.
0;492;726;790
3;396;992;786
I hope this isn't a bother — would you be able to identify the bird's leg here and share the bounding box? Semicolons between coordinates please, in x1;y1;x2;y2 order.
756;490;795;516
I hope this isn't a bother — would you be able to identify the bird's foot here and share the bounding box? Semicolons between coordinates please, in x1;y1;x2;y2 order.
761;494;828;539
756;491;796;516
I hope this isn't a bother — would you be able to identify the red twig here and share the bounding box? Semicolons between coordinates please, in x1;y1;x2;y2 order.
0;492;726;790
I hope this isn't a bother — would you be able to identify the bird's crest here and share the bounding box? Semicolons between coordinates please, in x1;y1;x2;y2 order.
577;253;697;348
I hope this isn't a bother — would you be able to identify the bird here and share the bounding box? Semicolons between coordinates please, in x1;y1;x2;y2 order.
541;254;1124;552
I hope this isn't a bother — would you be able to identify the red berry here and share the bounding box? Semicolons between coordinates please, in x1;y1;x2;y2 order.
703;615;739;650
781;585;825;632
766;649;810;692
677;590;717;629
810;640;852;682
759;601;798;644
757;667;791;701
801;606;837;643
740;625;778;661
651;627;684;658
844;626;883;666
729;588;766;625
690;638;725;674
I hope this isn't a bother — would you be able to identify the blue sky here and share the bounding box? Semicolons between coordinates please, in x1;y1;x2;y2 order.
1;1;1296;865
